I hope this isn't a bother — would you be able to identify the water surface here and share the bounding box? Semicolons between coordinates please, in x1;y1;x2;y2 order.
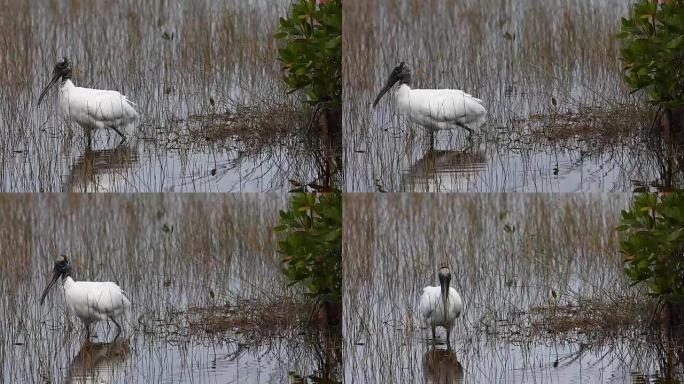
343;0;671;192
0;0;335;192
0;194;341;383
343;194;667;383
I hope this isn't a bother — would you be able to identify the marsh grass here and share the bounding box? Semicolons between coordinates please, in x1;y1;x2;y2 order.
489;103;657;155
187;104;308;145
141;100;313;159
343;0;664;192
0;0;330;192
343;193;667;382
151;296;313;342
487;293;655;342
522;104;651;142
0;194;340;382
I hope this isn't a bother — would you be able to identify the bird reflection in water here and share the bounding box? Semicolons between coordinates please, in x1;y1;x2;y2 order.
64;144;139;192
422;348;464;384
402;149;487;191
67;339;130;384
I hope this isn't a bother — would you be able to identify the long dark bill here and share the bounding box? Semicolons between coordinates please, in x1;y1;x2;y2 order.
441;279;449;322
37;72;61;106
39;271;60;305
372;76;399;108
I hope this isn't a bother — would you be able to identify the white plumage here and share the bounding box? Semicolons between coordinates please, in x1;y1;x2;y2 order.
419;267;463;348
58;80;138;137
40;255;131;338
38;57;138;146
62;278;131;326
395;84;487;131
419;286;463;330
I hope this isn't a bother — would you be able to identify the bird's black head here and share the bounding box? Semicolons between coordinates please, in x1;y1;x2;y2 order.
38;57;72;106
40;254;72;305
52;57;72;80
391;62;412;84
372;61;412;108
438;266;451;283
53;254;72;277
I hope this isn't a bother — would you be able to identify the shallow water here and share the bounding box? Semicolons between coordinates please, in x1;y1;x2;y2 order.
343;194;673;383
0;194;340;383
0;0;332;192
343;0;672;192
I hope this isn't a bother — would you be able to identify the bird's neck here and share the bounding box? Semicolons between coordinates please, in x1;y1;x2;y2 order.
396;84;412;111
398;83;411;92
61;275;74;287
60;79;75;91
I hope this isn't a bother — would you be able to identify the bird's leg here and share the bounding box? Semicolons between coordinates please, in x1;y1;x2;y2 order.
431;326;436;344
465;132;475;151
453;120;473;135
446;328;451;351
115;138;127;149
455;122;476;149
84;323;91;340
111;318;122;341
428;129;435;150
454;121;474;142
86;130;92;147
109;126;127;144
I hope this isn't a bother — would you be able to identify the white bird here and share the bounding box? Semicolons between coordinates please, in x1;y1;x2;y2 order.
40;255;131;338
373;62;487;147
419;266;463;349
37;57;139;147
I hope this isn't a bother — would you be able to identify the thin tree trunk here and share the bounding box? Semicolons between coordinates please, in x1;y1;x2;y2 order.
660;108;684;189
660;301;684;380
317;299;342;328
316;106;342;189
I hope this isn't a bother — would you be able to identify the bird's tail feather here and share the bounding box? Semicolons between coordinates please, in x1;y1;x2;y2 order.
123;97;138;108
121;291;134;328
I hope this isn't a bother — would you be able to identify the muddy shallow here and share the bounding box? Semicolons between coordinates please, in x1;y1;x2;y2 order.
0;194;341;383
0;0;334;192
343;194;671;382
343;0;674;192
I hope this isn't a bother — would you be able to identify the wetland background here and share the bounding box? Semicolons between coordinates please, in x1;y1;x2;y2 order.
0;194;341;383
343;0;677;192
0;0;341;192
343;193;675;382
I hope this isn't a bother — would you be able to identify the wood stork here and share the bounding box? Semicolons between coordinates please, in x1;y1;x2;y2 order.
419;266;463;349
40;255;131;339
37;58;138;147
372;62;487;147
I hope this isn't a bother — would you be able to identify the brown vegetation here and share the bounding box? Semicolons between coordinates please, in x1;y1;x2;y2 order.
525;104;652;145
